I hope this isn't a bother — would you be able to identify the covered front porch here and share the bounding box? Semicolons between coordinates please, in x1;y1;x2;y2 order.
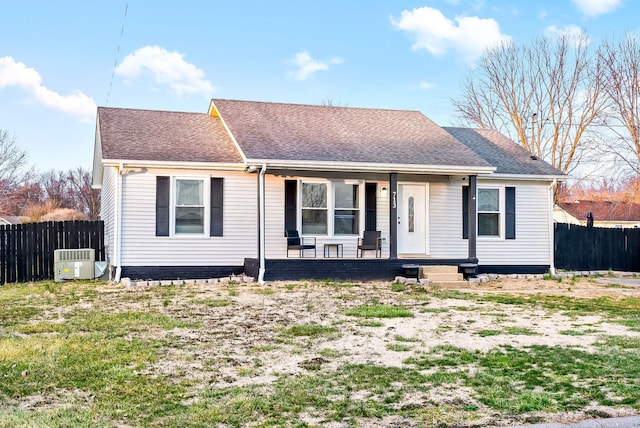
244;257;477;282
251;167;485;282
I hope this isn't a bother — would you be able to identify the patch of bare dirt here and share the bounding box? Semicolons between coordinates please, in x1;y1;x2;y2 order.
94;277;640;425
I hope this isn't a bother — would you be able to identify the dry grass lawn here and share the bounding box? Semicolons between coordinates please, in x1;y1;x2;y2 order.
1;274;639;427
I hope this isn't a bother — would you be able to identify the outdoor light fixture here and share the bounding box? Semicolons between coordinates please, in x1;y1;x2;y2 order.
380;186;388;197
245;165;257;173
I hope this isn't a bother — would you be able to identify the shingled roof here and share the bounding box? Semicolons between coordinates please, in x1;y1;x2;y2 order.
558;200;640;222
443;127;564;177
95;101;563;179
211;99;493;170
97;107;243;164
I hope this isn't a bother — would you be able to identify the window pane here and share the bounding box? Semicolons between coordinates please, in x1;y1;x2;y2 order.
478;189;499;212
302;183;326;208
175;207;204;233
334;183;359;208
408;196;415;233
478;213;499;236
302;209;327;234
176;180;203;205
334;209;358;234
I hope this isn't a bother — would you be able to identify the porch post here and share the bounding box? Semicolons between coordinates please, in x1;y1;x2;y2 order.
389;173;398;260
468;174;477;261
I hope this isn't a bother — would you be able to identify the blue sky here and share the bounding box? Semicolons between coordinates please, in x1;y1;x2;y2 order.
0;0;636;172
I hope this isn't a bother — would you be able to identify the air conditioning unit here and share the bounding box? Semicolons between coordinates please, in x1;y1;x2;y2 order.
54;249;95;282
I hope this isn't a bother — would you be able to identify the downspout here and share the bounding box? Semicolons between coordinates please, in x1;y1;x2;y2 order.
114;163;124;282
548;179;557;275
258;163;267;284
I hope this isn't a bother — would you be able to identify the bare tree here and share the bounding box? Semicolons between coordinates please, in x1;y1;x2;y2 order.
39;170;72;209
319;98;349;107
67;167;101;220
599;34;640;174
0;130;32;214
452;34;606;176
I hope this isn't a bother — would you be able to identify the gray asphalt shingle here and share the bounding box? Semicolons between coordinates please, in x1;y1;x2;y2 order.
98;107;243;164
443;127;563;176
212;99;493;168
96;101;563;178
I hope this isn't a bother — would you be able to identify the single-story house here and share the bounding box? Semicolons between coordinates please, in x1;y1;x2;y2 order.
92;99;565;282
555;200;640;228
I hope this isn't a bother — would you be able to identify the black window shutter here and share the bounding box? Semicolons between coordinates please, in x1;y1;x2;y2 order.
284;180;297;235
156;176;170;236
365;183;377;231
505;186;516;240
210;177;224;236
462;185;469;239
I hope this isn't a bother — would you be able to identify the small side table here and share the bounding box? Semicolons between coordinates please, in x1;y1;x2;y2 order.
324;243;343;258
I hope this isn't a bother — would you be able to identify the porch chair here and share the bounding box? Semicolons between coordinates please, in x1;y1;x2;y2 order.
357;230;382;258
285;230;316;258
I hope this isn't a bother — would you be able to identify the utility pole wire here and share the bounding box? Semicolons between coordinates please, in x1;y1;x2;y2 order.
106;1;129;105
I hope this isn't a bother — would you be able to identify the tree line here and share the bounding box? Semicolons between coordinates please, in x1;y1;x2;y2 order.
0;129;99;222
453;32;640;190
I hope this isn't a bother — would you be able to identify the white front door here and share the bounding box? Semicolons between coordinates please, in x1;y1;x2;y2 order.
398;183;428;255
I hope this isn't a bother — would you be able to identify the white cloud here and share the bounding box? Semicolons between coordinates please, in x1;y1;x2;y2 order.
116;46;216;96
545;25;591;46
0;56;96;121
419;81;435;90
391;7;511;63
570;0;622;16
288;51;343;81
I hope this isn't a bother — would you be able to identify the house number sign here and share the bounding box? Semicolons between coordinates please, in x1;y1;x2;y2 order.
392;191;397;209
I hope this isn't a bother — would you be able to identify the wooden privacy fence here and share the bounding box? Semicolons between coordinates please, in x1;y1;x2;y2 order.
0;220;105;285
555;223;640;272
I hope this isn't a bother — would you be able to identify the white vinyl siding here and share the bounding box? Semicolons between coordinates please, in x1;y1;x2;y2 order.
429;179;551;265
119;169;257;266
264;176;390;258
100;166;117;265
476;180;551;265
429;182;468;258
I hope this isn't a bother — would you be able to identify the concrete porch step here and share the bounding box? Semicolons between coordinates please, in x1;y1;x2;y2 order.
423;272;464;281
429;280;472;288
419;265;458;275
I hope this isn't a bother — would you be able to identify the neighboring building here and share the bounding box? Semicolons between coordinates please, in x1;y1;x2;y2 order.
0;216;27;226
92;99;565;282
555;200;640;228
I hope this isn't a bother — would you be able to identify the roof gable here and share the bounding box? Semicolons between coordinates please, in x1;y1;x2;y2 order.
97;107;243;164
212;99;493;169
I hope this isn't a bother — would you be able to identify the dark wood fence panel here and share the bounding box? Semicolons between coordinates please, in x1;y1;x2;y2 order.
0;221;104;285
555;223;640;272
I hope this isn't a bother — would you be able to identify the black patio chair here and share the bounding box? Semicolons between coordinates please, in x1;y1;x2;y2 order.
357;230;381;258
285;230;316;258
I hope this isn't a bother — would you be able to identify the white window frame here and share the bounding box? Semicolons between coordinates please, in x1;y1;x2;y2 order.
171;176;210;237
477;186;505;240
299;179;364;237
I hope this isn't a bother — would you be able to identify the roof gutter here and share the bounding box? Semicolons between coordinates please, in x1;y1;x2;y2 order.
101;159;245;171
479;173;567;181
244;159;496;175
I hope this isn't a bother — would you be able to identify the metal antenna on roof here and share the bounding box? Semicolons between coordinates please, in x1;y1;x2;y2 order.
105;1;129;105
